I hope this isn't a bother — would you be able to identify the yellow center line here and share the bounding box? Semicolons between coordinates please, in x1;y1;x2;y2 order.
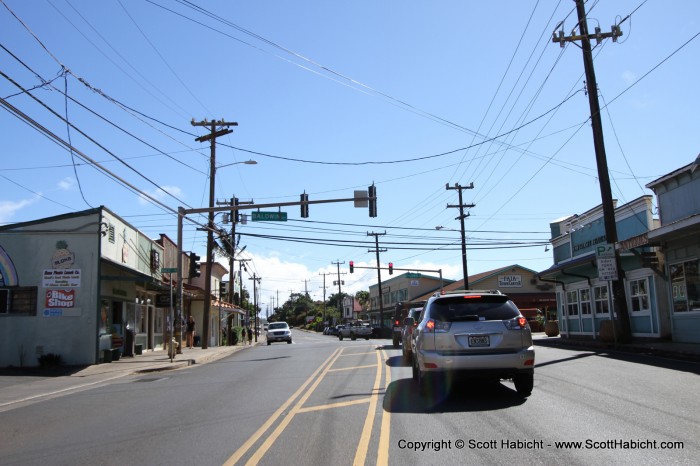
296;397;371;414
377;349;391;466
340;351;376;356
244;347;347;465
352;349;382;466
328;364;377;372
223;347;342;466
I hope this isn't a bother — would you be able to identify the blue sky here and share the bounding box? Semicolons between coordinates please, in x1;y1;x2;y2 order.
1;0;699;312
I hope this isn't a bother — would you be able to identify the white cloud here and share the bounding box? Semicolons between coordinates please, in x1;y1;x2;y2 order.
138;185;183;205
621;70;636;86
57;177;75;191
0;198;37;223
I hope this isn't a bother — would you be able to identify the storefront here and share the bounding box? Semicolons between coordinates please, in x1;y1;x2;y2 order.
646;161;700;343
0;207;169;367
539;196;670;340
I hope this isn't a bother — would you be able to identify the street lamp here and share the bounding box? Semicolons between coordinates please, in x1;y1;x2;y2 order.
217;159;257;170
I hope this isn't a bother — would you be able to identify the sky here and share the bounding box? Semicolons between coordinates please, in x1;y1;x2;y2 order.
1;0;699;314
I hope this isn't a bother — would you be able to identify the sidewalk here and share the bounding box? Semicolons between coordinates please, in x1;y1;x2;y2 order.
0;336;265;411
532;332;700;362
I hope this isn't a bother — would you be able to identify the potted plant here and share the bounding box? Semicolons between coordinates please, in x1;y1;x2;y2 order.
543;306;559;337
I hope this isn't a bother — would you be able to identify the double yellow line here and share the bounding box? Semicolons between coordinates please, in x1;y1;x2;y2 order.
224;346;392;466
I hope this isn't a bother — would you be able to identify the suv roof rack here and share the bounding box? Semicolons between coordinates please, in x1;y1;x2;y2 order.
432;289;503;297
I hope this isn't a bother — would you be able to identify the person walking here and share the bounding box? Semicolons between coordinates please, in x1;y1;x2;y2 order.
247;326;253;346
241;327;247;345
186;315;196;349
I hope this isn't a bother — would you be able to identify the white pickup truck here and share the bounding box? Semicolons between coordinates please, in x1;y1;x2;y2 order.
338;321;372;341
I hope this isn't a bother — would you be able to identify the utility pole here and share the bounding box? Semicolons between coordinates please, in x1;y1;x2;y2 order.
319;271;330;325
249;274;261;342
331;260;345;321
192;118;238;349
367;231;387;331
446;183;475;288
552;0;630;343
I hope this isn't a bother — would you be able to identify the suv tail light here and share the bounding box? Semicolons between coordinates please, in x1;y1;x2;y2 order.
503;316;529;330
423;319;451;333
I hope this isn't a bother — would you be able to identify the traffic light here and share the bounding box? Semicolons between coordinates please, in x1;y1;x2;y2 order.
388;262;393;275
349;261;354;273
368;184;377;217
188;252;201;278
300;193;309;218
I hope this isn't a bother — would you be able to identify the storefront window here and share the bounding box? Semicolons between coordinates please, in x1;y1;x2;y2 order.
594;285;609;314
671;260;700;312
566;290;579;316
629;278;650;313
580;289;591;315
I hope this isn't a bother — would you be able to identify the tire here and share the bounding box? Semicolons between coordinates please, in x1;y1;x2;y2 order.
365;336;370;340
339;334;343;341
350;332;356;341
412;355;419;381
513;373;534;397
267;341;271;345
392;334;400;349
287;339;292;344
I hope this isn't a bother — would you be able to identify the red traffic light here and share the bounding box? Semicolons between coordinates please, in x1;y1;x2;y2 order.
388;262;393;275
349;261;354;273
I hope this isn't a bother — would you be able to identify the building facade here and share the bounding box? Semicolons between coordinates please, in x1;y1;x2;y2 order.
538;196;670;340
646;161;700;343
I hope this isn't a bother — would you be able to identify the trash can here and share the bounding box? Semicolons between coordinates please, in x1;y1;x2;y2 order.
124;325;135;357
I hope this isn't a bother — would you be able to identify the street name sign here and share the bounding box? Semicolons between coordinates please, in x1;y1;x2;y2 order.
161;267;178;273
252;211;288;222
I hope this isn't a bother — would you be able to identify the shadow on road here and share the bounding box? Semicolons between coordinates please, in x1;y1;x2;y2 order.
383;377;527;413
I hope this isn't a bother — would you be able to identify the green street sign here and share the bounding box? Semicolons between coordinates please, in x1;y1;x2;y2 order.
252;211;288;222
406;273;421;278
161;267;178;273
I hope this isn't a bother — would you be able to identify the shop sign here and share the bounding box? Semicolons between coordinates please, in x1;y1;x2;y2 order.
45;289;75;308
498;274;522;288
42;269;81;288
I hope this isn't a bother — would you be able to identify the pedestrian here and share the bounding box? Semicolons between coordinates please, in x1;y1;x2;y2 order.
247;326;253;345
241;327;246;345
186;315;196;348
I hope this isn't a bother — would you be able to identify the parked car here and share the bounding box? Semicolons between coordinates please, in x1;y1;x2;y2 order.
328;325;343;336
412;290;535;397
401;307;423;362
266;321;292;345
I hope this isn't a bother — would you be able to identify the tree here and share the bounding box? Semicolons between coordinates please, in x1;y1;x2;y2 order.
355;290;369;312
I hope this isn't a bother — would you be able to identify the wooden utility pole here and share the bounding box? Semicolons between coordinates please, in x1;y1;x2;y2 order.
192;118;237;349
552;0;631;343
367;232;387;330
446;183;475;288
331;260;345;321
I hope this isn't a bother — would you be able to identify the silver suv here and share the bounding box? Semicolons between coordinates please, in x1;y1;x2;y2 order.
266;322;292;345
412;290;535;397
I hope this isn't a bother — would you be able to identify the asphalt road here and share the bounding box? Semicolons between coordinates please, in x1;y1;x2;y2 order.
0;329;698;465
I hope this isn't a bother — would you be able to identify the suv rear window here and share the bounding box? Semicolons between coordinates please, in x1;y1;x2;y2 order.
429;295;520;322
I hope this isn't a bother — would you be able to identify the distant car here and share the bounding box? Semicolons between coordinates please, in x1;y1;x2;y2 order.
401;307;423;362
328;325;343;336
266;322;292;345
412;290;535;397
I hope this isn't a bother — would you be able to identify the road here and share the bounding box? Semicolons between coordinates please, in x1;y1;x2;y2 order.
0;329;697;465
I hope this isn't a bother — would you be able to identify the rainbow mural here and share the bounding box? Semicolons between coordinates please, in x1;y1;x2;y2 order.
0;245;19;286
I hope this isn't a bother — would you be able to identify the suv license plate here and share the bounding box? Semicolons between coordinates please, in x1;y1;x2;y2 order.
468;335;490;347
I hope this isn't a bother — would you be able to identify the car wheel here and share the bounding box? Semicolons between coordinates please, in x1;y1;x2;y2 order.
392;335;400;348
513;373;534;397
350;332;356;341
412;355;419;381
287;339;292;344
267;341;271;345
338;334;343;341
365;336;370;340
